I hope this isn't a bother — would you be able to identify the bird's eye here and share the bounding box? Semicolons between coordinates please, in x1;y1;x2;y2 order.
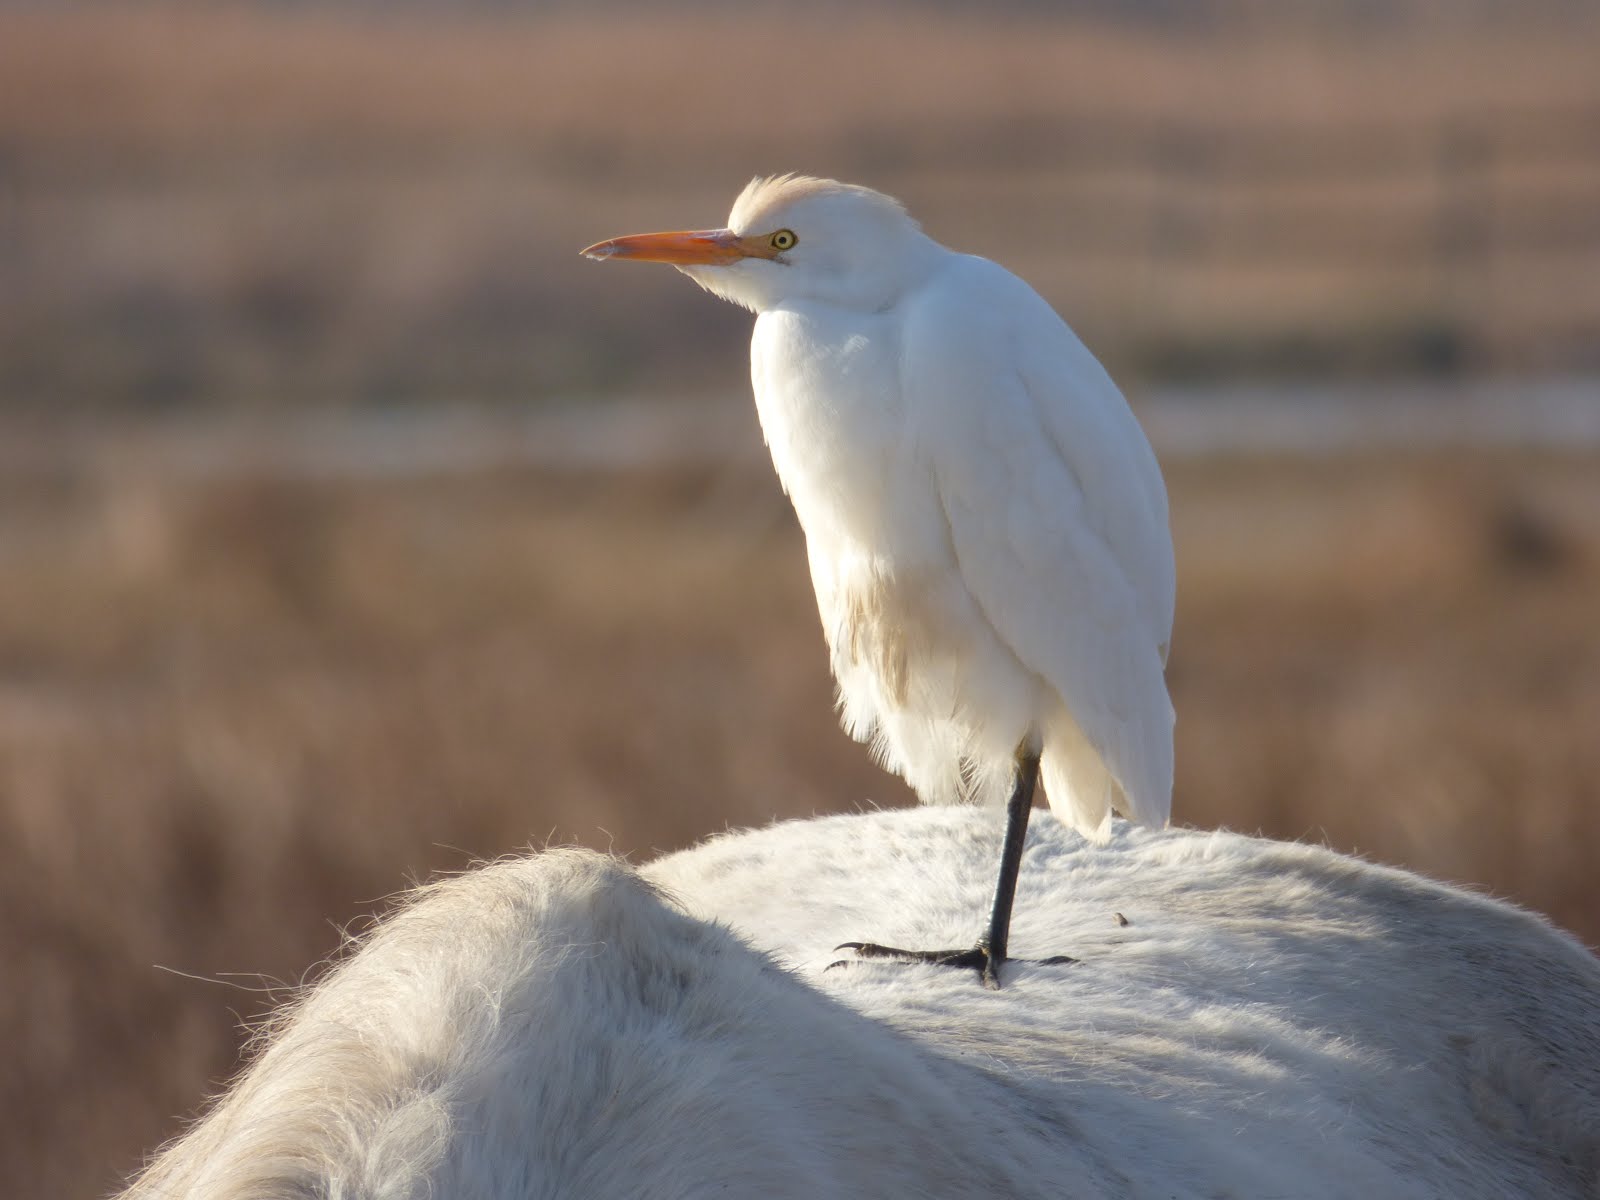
769;229;797;252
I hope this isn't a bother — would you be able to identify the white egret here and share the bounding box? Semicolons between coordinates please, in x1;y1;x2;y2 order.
582;175;1174;987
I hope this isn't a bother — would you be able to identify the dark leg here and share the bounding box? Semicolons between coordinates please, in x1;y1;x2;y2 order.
975;749;1039;981
834;749;1070;990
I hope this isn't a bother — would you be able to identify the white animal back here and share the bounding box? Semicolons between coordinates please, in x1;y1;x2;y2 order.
119;808;1600;1199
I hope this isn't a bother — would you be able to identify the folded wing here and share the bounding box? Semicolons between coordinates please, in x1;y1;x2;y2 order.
903;256;1175;831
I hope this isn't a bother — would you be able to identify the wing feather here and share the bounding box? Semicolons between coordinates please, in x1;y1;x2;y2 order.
903;256;1175;829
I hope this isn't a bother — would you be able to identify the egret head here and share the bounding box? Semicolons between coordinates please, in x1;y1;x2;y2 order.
581;174;936;314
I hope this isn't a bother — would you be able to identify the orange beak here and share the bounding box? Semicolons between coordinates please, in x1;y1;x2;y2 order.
580;228;780;265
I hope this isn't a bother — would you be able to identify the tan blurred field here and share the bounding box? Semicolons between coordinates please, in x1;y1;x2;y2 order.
3;3;1600;1197
3;428;1598;1197
2;3;1600;409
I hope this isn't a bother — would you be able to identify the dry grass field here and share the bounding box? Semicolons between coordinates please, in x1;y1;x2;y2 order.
3;3;1600;1196
3;433;1598;1197
2;4;1599;410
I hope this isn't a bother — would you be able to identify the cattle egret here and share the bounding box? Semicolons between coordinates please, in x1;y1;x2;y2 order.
582;175;1174;987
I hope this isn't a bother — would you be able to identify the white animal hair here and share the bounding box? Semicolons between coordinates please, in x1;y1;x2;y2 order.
117;808;1600;1198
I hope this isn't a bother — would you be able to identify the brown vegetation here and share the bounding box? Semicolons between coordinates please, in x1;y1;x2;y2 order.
2;4;1599;410
3;438;1598;1197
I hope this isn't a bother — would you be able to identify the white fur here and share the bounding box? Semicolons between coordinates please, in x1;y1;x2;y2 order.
119;808;1600;1198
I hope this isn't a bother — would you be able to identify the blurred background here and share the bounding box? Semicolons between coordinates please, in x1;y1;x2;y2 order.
2;1;1598;1194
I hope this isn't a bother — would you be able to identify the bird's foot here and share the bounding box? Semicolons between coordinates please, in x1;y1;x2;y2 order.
828;942;1077;990
834;941;995;983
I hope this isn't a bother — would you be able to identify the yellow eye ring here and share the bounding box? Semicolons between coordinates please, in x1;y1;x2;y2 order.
769;229;797;252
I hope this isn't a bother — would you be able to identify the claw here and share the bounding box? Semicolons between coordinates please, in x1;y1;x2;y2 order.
824;940;1080;987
